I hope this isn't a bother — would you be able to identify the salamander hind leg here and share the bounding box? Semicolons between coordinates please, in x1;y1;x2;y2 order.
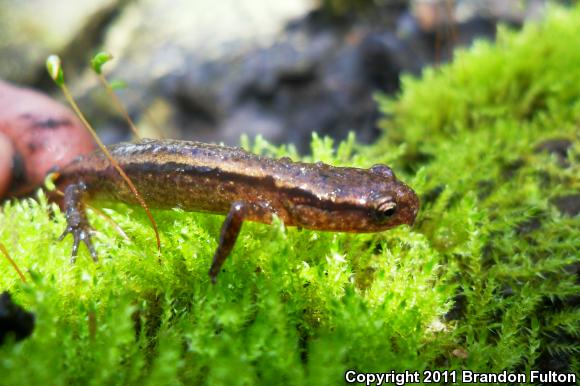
58;182;97;263
209;201;270;284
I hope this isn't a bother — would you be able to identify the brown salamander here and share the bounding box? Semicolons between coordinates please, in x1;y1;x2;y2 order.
54;138;419;282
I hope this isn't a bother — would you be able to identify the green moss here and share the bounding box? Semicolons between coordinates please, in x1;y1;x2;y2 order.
1;5;579;385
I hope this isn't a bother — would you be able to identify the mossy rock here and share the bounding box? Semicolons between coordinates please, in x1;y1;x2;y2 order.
1;5;579;385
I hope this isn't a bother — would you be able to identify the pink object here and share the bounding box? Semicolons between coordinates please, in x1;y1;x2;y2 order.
0;133;13;198
0;79;95;197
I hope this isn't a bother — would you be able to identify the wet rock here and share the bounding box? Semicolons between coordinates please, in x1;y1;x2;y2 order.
0;0;120;85
196;9;501;150
359;30;424;93
411;0;544;32
0;0;546;149
73;1;511;150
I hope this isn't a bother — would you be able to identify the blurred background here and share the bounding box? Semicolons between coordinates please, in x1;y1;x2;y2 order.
0;0;564;151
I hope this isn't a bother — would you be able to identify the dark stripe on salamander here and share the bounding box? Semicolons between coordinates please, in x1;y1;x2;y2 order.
116;161;375;214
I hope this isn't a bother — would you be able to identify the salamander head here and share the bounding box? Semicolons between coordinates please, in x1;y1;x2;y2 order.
363;164;420;231
286;163;419;233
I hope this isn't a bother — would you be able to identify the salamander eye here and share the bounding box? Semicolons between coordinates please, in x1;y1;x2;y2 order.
373;198;397;221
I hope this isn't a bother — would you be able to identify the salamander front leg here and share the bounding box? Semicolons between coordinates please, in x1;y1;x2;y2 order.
209;201;267;283
58;182;97;263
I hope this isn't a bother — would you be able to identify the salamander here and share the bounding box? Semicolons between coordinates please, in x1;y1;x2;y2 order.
54;138;420;282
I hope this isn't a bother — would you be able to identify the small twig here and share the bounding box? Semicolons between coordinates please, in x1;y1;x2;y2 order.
0;242;27;283
97;73;141;140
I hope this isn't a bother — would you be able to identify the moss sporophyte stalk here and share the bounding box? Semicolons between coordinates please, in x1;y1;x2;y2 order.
1;5;579;385
46;54;161;252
